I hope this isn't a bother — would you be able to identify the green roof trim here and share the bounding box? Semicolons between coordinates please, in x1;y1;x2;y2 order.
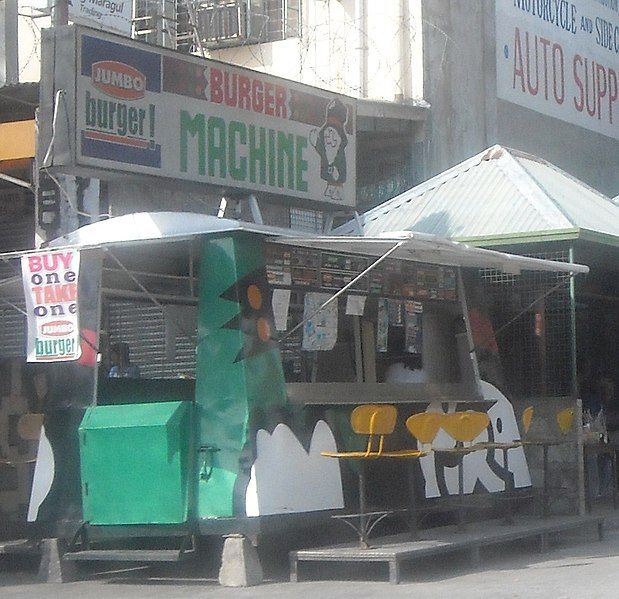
577;229;619;248
454;228;581;247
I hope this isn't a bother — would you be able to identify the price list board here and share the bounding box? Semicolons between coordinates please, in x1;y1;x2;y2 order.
264;243;457;301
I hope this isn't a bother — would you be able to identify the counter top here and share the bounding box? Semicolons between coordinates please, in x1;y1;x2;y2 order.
286;382;490;406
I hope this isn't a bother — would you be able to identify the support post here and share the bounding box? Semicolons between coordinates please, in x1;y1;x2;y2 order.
218;534;263;587
38;538;77;583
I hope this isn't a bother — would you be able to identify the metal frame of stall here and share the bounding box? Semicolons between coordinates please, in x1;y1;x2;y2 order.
0;213;589;562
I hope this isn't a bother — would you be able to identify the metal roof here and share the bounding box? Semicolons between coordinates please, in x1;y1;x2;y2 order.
336;145;619;246
0;213;588;276
46;211;310;250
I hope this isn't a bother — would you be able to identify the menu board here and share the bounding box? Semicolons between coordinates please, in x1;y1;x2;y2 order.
265;245;292;286
264;243;457;301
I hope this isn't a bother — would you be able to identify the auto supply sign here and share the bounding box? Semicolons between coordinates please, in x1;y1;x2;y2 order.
21;250;81;362
73;28;356;206
496;0;619;140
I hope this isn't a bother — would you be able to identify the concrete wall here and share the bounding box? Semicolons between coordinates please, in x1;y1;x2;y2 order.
422;0;618;197
511;397;580;514
209;0;424;102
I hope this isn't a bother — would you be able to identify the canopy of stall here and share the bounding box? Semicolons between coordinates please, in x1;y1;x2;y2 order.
0;212;588;276
269;232;589;275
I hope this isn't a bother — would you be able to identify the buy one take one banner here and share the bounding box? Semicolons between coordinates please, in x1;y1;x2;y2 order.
72;28;356;206
21;251;81;363
496;0;619;140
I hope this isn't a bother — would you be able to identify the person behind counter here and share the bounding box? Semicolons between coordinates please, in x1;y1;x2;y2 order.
108;342;141;379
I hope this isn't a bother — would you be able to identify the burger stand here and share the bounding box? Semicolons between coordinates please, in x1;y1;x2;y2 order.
0;212;597;582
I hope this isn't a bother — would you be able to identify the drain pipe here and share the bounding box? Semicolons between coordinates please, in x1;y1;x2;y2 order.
396;0;411;102
356;0;368;98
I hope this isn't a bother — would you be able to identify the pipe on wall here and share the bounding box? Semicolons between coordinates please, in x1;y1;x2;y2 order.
396;0;411;102
356;0;368;98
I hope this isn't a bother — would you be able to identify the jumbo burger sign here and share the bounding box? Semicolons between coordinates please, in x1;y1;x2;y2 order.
45;26;356;207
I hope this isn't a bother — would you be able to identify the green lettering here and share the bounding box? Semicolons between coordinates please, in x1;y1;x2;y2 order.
208;116;227;178
248;125;266;184
295;135;308;192
268;129;276;186
277;132;294;189
228;121;247;181
128;107;139;135
180;110;206;174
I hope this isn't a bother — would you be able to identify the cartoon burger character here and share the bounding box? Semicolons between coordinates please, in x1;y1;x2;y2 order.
310;98;349;201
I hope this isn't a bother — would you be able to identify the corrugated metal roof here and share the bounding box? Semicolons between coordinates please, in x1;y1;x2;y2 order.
337;145;619;245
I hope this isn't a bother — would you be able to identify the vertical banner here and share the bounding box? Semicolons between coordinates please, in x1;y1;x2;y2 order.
376;298;389;353
404;301;423;354
21;250;81;362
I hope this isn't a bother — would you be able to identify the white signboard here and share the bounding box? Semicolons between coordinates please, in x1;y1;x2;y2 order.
496;0;619;140
21;250;81;362
69;27;356;206
69;0;133;36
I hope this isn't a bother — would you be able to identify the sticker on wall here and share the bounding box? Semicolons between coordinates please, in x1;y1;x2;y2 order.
302;292;338;351
272;288;292;332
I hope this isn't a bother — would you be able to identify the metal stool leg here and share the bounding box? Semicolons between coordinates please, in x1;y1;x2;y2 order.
407;461;419;539
542;443;550;518
502;447;514;525
358;461;369;548
457;456;465;531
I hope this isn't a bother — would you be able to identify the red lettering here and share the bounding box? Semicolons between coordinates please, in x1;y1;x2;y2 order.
56;252;73;270
211;67;223;104
585;59;596;117
32;286;44;303
513;28;525;92
552;43;564;105
264;82;274;116
252;80;264;113
609;68;618;125
28;256;43;272
525;32;538;95
223;72;237;107
539;37;551;100
597;63;607;121
238;75;251;110
275;85;287;118
573;54;584;112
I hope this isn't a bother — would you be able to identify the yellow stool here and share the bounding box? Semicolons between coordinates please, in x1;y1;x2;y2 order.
321;404;400;547
434;411;490;531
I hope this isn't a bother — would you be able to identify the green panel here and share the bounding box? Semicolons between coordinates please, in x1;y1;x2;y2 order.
79;401;192;525
195;235;287;518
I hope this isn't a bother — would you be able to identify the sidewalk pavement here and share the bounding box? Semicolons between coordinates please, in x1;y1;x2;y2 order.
2;502;619;598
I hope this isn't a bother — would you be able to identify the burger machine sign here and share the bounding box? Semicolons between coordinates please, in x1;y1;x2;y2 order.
52;26;356;207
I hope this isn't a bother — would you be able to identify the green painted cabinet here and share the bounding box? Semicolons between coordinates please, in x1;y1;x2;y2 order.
79;401;192;525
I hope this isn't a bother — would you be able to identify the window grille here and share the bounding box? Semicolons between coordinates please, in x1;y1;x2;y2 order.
289;207;323;232
196;0;301;49
479;250;572;398
106;300;197;379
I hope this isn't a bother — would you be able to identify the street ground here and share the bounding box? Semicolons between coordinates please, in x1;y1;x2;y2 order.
2;508;619;598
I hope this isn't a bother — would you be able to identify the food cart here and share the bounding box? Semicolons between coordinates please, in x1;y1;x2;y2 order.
0;212;589;565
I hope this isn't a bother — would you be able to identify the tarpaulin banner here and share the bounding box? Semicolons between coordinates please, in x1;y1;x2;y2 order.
21;250;82;362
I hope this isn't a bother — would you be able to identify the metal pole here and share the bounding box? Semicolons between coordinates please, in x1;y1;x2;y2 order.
1;0;19;84
52;0;69;26
569;246;586;516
